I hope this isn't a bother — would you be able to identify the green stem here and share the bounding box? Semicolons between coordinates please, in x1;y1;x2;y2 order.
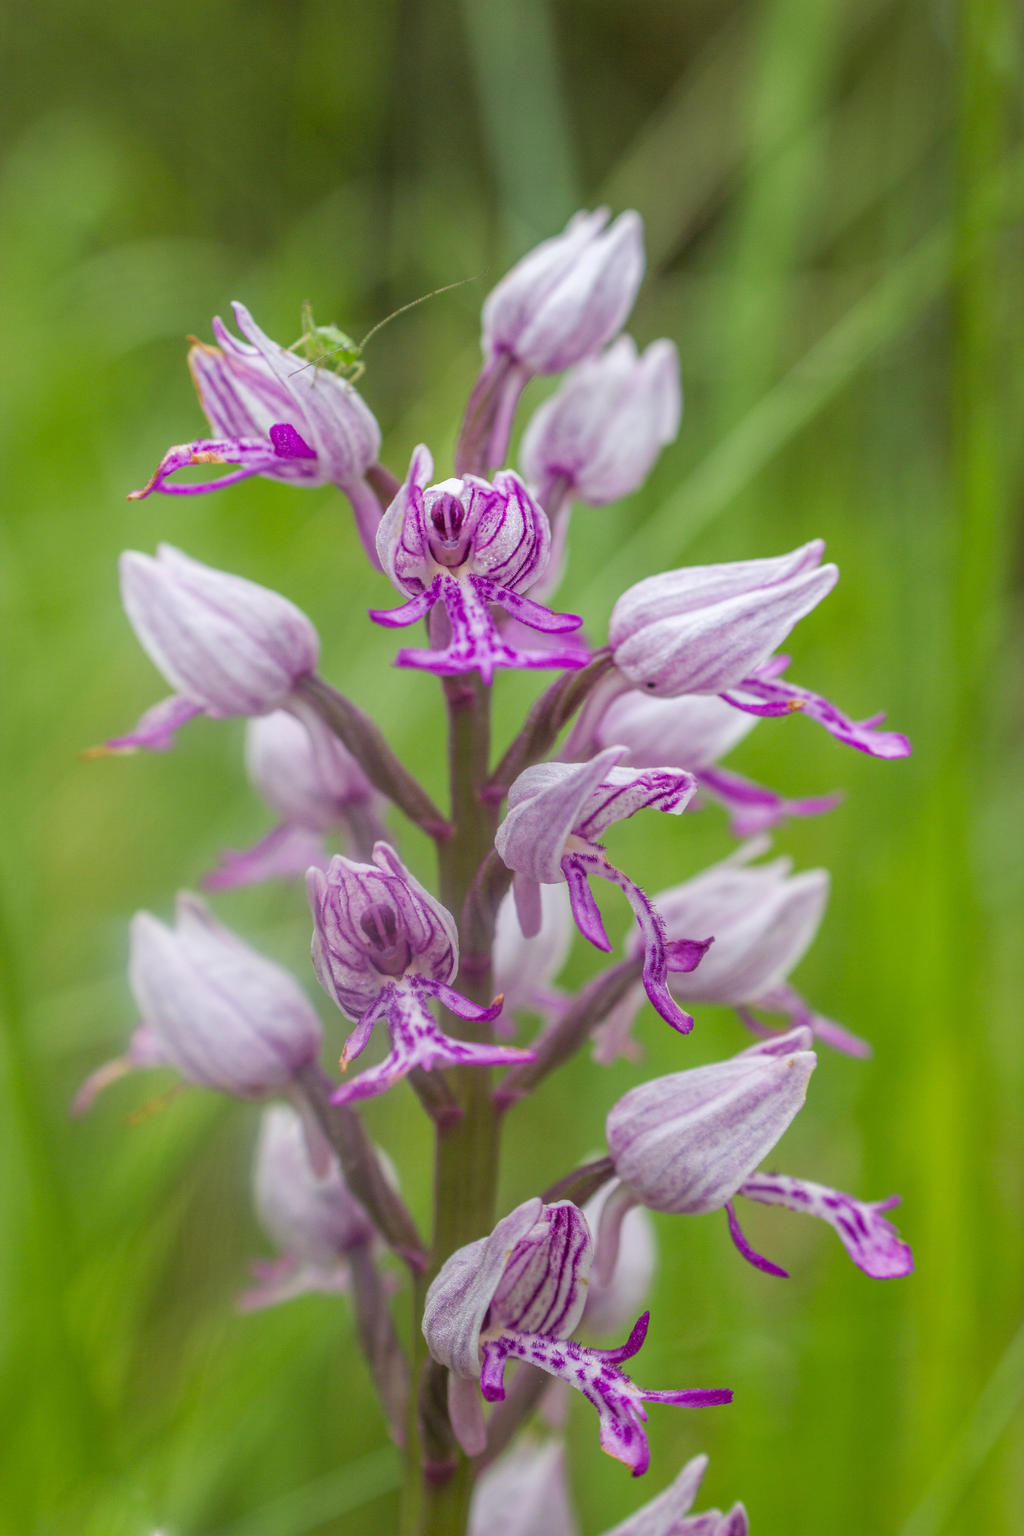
402;674;502;1536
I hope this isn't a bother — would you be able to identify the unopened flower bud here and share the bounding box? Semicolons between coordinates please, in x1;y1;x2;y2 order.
607;1031;816;1217
593;849;868;1061
483;209;645;376
76;895;323;1105
240;1104;374;1309
107;545;319;752
610;543;835;699
608;544;910;759
521;337;680;507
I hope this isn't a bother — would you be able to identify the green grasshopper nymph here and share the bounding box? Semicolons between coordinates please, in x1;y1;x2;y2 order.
289;302;366;383
288;275;483;385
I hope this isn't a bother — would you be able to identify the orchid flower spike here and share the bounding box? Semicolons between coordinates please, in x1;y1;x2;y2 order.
101;545;319;753
205;709;384;890
74;895;322;1113
457;210;645;475
422;1198;731;1474
608;542;910;759
603;1031;913;1281
495;746;711;1035
307;842;534;1104
594;846;869;1063
370;445;585;683
239;1104;375;1310
521;336;681;512
597;692;840;838
129;302;385;563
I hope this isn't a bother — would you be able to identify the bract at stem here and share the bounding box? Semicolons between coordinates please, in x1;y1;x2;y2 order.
295;1062;427;1271
294;675;450;839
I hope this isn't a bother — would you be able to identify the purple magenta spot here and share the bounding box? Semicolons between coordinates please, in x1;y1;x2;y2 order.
269;422;316;459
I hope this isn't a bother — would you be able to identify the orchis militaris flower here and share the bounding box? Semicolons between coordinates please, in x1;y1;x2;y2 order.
239;1104;374;1310
593;846;869;1062
370;445;585;683
75;895;322;1111
492;882;573;1038
129;302;385;564
602;1031;913;1281
422;1197;731;1474
104;545;319;752
307;843;533;1104
205;709;384;890
458;210;645;474
596;692;840;838
608;543;911;759
494;746;711;1035
521;337;681;513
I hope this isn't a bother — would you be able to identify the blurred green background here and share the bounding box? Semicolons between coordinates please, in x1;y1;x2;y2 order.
2;1;1022;1532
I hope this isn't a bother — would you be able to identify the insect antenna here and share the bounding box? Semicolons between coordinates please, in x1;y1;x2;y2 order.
288;272;485;379
354;272;484;352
